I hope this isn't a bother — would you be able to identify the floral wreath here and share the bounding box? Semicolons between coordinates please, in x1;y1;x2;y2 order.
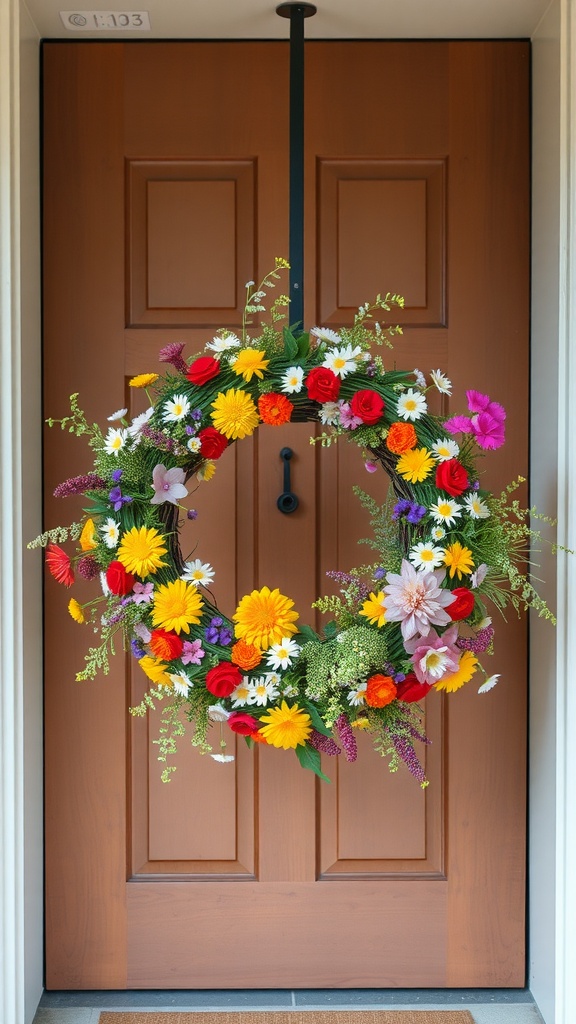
33;259;554;786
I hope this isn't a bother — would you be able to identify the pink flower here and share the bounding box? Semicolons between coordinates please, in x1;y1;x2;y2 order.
150;464;188;505
444;390;506;450
364;460;378;473
338;402;363;430
384;559;456;640
132;581;154;604
404;624;461;684
181;639;205;665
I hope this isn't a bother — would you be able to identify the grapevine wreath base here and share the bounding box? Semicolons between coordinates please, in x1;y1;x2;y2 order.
34;260;554;785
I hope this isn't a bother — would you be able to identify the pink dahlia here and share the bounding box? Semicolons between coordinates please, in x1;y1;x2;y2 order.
384;560;456;640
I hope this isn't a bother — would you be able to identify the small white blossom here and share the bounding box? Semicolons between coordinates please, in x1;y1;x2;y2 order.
430;369;452;395
100;517;120;548
103;427;127;456
280;365;305;394
397;389;427;421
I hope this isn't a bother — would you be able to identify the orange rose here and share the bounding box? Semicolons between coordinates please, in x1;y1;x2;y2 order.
386;421;418;454
231;639;262;670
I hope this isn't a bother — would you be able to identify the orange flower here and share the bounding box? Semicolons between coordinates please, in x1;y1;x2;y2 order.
386;421;418;454
250;730;269;744
365;674;397;708
231;639;262;670
149;628;184;661
258;392;294;426
45;543;75;587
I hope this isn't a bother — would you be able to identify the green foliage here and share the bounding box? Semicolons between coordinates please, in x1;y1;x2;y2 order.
295;743;331;782
46;393;104;447
27;522;83;549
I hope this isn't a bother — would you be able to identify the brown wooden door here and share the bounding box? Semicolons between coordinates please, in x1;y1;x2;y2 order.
43;40;529;989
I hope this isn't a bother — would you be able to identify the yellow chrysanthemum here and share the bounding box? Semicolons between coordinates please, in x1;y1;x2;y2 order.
359;591;387;628
79;518;98;551
259;701;312;749
443;541;474;579
211;388;260;440
197;460;216;482
396;447;435;483
68;598;85;624
233;586;299;651
232;348;270;382
152;579;203;635
138;656;172;688
129;373;158;388
117;526;168;577
434;650;478;693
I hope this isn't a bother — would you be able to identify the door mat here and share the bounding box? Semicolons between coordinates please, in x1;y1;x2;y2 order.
98;1012;476;1024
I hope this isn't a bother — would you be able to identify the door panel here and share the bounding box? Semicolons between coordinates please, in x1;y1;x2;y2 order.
43;40;529;989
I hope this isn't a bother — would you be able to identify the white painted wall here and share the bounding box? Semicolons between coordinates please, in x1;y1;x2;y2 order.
530;2;561;1021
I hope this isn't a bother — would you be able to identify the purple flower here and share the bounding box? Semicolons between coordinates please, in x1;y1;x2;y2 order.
150;464;189;505
389;733;427;784
374;567;386;580
131;639;146;659
109;485;133;512
181;639;205;665
392;499;412;520
191;408;203;421
204;615;232;646
111;469;123;483
218;628;233;646
364;460;378;473
187;509;198;520
406;502;427;525
158;342;188;374
53;473;106;498
309;729;341;756
132;582;154;605
335;714;358;762
77;555;100;581
456;623;495;654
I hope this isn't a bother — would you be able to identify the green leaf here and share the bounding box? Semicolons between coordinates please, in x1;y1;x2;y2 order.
295;743;331;782
296;333;311;359
297;624;319;643
282;327;299;359
323;620;338;640
304;702;332;737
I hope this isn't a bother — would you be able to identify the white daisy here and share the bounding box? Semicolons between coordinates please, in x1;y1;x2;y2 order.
266;637;300;671
207;704;231;722
211;753;235;763
463;493;491;519
318;401;340;425
162;394;190;422
187;436;202;454
169;672;192;697
347;682;367;706
180;559;215;587
107;407;128;422
431;437;460;461
429;498;463;527
478;674;500;694
397;389;428;421
409;542;445;573
230;679;252;708
205;333;241;353
430;369;452;395
413;368;426;388
280;365;305;394
128;406;153;440
311;326;342;345
431;526;446;541
247;674;280;707
100;517;120;548
103;427;127;456
322;344;363;378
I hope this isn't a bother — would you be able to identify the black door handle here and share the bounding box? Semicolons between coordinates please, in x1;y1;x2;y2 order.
277;447;299;514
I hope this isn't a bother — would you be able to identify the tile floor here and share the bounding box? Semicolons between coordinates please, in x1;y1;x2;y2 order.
33;989;545;1024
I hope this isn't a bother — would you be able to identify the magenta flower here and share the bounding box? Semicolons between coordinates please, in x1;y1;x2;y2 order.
444;390;506;450
404;624;460;684
150;464;188;505
158;342;187;374
181;639;205;665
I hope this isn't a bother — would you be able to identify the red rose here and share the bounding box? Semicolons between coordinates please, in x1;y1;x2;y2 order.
306;366;341;403
396;674;433;703
205;661;242;698
349;389;385;425
149;628;184;661
106;560;135;595
435;458;469;496
198;426;228;460
228;712;260;736
447;587;476;621
187;355;220;386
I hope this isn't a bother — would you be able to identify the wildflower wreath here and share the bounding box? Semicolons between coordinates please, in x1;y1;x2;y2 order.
33;260;553;785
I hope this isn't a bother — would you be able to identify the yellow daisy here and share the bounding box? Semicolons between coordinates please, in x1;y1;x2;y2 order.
138;656;172;688
359;591;387;628
259;701;312;749
211;388;260;440
232;348;270;382
443;541;474;580
197;460;216;482
117;526;168;577
129;373;159;388
152;579;203;634
396;447;435;483
79;518;98;551
434;651;478;692
233;586;299;651
68;598;85;624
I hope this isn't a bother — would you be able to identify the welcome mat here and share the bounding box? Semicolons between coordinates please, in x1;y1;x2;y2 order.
98;1011;476;1024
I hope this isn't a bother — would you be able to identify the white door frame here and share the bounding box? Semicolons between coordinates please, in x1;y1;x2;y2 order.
1;2;575;1021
